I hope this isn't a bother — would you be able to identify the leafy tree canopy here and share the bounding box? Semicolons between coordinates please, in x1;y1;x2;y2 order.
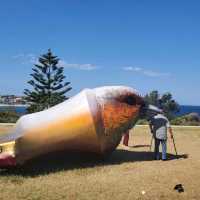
144;90;180;119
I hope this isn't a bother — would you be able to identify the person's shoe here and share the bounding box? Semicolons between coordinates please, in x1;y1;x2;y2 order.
162;158;168;161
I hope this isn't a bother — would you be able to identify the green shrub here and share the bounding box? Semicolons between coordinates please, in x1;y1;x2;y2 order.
137;119;148;125
137;113;200;126
171;113;200;126
0;111;20;123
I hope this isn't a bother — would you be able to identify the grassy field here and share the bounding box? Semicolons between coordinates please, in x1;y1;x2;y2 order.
0;125;200;200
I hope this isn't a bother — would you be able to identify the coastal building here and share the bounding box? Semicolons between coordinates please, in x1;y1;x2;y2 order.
0;95;27;105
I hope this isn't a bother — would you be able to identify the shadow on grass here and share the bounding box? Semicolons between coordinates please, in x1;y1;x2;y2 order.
129;145;151;148
0;150;188;177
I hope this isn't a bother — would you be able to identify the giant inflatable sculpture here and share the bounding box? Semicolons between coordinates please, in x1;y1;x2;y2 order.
0;86;159;168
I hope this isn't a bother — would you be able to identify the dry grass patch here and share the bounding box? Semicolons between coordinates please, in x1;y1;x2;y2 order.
0;125;200;200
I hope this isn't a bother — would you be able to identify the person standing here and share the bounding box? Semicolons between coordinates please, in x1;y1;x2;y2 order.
149;113;173;161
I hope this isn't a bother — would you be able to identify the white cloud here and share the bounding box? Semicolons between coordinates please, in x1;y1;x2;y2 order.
123;66;142;72
12;53;38;64
13;54;97;70
143;70;170;77
123;66;134;71
133;67;142;72
58;60;98;71
12;54;25;59
123;66;170;77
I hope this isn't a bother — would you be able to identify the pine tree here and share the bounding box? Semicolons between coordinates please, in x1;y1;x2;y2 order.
24;49;72;113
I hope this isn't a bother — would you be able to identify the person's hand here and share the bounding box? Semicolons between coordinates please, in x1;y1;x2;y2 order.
168;127;173;139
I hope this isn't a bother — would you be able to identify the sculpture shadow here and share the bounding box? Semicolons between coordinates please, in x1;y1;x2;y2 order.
0;150;188;177
129;145;151;148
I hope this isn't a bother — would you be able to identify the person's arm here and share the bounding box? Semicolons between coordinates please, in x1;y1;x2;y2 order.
168;127;173;139
166;119;173;139
149;122;153;134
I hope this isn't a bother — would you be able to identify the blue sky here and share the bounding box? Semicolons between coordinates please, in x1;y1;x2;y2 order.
0;0;199;105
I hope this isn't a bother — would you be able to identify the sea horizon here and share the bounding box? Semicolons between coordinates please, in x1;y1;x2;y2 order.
0;104;200;116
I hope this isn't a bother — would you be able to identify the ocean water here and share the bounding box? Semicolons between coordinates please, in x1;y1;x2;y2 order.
15;106;27;114
0;106;27;115
177;105;200;116
0;105;200;116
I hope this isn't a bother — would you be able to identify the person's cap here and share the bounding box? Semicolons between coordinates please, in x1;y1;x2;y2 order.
145;104;163;117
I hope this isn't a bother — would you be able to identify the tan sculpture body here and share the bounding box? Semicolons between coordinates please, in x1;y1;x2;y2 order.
0;86;145;167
